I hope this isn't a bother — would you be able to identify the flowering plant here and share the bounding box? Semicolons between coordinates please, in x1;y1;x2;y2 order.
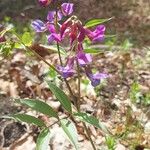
1;1;111;149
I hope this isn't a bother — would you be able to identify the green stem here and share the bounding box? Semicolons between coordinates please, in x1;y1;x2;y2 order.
83;122;97;150
76;60;97;150
55;9;96;150
76;59;81;111
13;32;60;74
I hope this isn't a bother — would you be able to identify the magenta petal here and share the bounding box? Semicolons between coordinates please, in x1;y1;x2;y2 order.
47;24;56;33
31;20;46;32
78;26;86;42
39;0;50;6
61;3;74;16
60;20;71;38
48;33;61;43
85;25;106;42
95;25;106;32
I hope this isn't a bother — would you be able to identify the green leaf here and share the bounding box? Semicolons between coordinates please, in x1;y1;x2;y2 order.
2;114;46;127
16;99;58;118
60;119;78;150
0;42;14;56
85;18;112;28
36;128;51;150
74;112;108;133
47;81;72;113
84;48;102;54
21;32;32;46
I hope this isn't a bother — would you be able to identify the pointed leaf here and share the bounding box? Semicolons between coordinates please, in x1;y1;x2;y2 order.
84;48;102;54
36;128;51;150
16;99;58;118
22;32;32;46
61;119;78;150
85;18;112;28
2;114;46;127
74;112;108;133
47;81;72;113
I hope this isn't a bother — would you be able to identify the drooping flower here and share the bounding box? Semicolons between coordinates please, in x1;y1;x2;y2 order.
85;25;106;42
57;57;75;78
76;43;92;66
38;0;52;6
61;3;74;16
85;67;108;87
47;33;61;43
31;19;47;32
88;72;108;87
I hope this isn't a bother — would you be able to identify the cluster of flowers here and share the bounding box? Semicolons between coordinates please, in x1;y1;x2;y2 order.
32;1;108;87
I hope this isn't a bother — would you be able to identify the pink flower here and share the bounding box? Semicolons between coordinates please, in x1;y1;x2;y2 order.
38;0;51;6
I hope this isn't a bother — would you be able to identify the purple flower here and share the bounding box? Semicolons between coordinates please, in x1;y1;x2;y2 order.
47;33;61;43
47;24;56;33
86;25;106;42
61;3;74;16
77;53;92;66
31;19;46;32
76;44;92;66
47;11;62;22
85;67;108;87
57;57;75;78
88;72;108;87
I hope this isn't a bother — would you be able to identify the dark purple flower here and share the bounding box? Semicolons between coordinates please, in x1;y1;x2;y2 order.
61;3;74;16
57;57;75;78
85;67;108;87
47;11;62;22
88;72;108;87
31;19;46;32
38;0;51;6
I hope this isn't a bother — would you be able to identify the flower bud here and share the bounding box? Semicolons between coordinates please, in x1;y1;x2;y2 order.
38;0;51;6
